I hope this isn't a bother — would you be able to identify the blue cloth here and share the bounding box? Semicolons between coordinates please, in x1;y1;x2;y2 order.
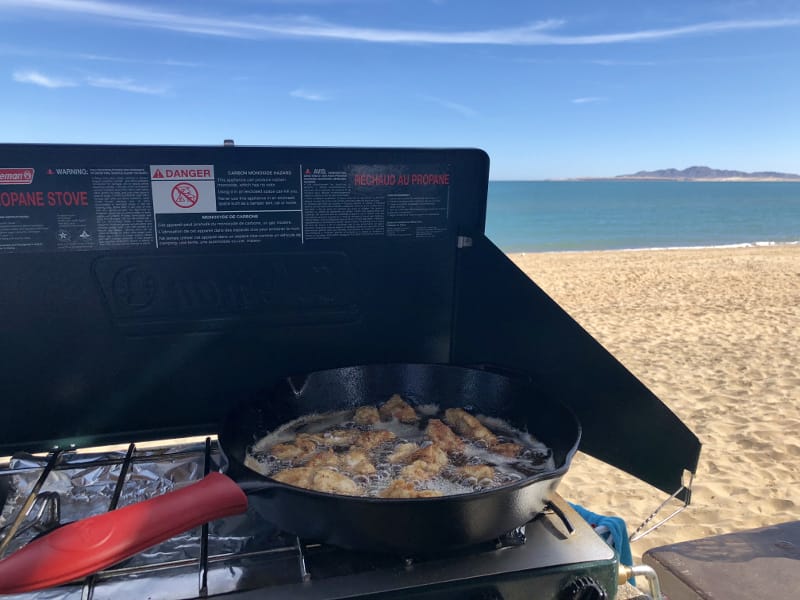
569;502;634;583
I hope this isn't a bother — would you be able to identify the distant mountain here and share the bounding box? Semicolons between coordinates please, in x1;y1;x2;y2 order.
615;166;800;181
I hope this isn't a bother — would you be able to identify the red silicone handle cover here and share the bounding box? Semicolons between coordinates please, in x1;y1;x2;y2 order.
0;472;248;594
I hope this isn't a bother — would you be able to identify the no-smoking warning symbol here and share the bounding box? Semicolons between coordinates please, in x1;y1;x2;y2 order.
171;182;199;208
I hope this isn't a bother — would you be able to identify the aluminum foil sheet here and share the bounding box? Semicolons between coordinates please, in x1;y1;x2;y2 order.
0;441;282;600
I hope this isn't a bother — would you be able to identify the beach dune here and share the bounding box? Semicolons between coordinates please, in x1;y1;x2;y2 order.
509;245;800;563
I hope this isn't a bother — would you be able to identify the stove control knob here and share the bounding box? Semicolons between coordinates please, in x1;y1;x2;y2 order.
561;576;608;600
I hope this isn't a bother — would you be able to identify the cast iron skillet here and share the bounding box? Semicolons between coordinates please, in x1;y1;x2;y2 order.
221;363;581;553
0;364;580;593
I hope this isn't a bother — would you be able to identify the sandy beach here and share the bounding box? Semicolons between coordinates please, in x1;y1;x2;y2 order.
509;245;800;564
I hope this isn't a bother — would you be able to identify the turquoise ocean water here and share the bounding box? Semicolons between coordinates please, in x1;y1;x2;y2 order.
485;181;800;253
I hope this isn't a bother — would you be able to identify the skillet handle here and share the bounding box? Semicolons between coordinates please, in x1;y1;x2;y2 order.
0;472;248;594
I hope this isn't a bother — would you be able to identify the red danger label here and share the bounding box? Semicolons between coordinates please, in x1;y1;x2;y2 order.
0;168;35;185
150;165;214;180
165;168;210;178
155;168;211;179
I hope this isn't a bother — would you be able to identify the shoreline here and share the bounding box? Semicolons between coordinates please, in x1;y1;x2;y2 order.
501;239;800;255
569;177;800;182
491;178;800;183
509;245;800;563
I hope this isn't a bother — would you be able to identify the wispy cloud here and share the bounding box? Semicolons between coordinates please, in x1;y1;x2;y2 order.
520;54;786;68
12;69;166;94
290;88;330;101
571;96;606;104
13;69;76;88
1;44;200;67
590;59;658;67
421;95;477;117
76;53;202;67
4;1;800;45
86;76;167;95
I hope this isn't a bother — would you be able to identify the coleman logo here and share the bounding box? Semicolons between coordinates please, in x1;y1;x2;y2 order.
0;168;35;185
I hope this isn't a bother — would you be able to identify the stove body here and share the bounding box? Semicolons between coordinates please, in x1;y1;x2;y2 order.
0;440;617;600
0;144;700;599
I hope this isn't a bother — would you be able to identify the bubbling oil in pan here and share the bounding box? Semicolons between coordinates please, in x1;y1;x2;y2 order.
245;398;555;498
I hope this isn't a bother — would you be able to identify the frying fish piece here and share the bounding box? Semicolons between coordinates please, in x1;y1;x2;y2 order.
379;480;443;498
308;468;362;496
273;466;363;496
400;444;449;481
400;460;443;481
425;419;464;453
269;436;318;462
297;436;322;452
339;449;377;475
269;443;306;461
490;442;523;458
305;449;340;468
354;405;380;425
444;408;497;445
305;448;376;475
303;429;358;447
272;466;315;488
378;394;418;424
410;444;449;468
354;429;396;450
387;442;419;464
458;464;495;481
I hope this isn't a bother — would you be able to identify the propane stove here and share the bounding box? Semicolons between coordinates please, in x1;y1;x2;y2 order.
1;438;619;599
0;143;699;599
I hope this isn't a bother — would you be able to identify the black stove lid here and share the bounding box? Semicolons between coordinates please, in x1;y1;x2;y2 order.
0;143;485;452
452;236;701;496
0;143;699;495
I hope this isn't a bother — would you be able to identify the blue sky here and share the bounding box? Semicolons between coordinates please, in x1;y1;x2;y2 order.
2;0;799;179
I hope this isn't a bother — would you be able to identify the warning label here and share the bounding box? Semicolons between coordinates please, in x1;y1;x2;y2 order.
216;167;300;211
151;164;216;214
302;164;450;240
92;167;154;249
156;212;301;247
0;150;455;254
0;166;97;252
149;163;305;249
